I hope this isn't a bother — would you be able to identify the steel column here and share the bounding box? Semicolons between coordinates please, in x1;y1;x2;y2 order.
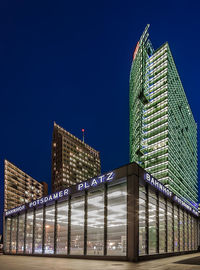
104;184;108;256
67;196;71;255
84;191;88;255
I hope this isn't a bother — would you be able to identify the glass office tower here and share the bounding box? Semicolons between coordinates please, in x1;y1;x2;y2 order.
129;25;198;207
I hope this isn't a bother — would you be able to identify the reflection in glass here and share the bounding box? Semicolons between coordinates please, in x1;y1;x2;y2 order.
57;201;68;254
159;196;166;253
188;215;191;250
26;211;34;254
139;185;147;255
184;212;188;251
148;190;157;254
11;216;17;253
70;196;84;255
5;218;11;252
18;214;25;253
194;219;198;250
87;189;104;255
167;202;173;252
107;182;127;256
34;208;43;254
191;217;194;250
174;206;178;252
179;209;184;251
45;204;55;254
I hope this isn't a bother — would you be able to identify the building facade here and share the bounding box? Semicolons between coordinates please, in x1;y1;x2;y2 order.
129;25;198;208
52;122;101;192
3;163;199;261
4;160;48;211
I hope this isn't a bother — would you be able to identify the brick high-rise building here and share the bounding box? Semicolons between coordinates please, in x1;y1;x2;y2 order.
4;160;48;211
52;122;101;192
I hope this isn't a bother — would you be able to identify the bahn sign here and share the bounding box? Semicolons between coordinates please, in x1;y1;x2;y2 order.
5;171;115;217
144;172;199;216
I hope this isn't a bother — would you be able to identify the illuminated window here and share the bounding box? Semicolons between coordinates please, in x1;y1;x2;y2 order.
87;189;104;255
11;216;17;253
44;204;55;254
188;214;191;250
107;180;127;256
70;196;84;255
167;201;173;252
179;208;184;251
26;211;34;254
18;214;25;253
139;185;147;255
148;189;157;254
57;200;68;254
174;206;179;252
5;217;11;253
34;208;43;254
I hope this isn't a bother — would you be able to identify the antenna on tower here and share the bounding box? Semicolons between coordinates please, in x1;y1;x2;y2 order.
82;129;85;143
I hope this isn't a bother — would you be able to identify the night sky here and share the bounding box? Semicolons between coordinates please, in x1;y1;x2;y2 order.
0;1;200;232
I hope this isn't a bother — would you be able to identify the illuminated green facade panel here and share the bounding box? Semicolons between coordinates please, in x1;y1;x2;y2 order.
129;25;198;206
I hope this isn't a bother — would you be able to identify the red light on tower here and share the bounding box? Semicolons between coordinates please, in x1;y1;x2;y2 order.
133;41;139;60
82;129;85;143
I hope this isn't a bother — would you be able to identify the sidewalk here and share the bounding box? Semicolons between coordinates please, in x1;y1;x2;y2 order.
1;253;200;270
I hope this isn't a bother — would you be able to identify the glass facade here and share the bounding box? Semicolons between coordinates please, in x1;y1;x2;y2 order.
159;196;166;253
107;182;127;256
4;178;127;257
26;211;34;254
148;189;157;254
139;184;198;256
34;208;43;254
188;215;191;250
167;201;173;252
70;196;85;255
44;204;55;254
174;206;178;252
3;166;198;261
5;217;11;252
11;216;17;253
179;209;184;251
87;189;104;255
184;212;188;251
139;185;147;255
56;201;68;254
18;214;25;253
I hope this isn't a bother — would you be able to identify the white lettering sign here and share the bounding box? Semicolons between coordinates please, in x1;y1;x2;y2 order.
77;172;115;191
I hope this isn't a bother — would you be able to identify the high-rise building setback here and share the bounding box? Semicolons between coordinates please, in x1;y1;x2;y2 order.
52;122;101;192
129;25;197;206
4;160;48;211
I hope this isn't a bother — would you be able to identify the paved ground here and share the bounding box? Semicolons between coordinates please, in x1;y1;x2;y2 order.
1;253;200;270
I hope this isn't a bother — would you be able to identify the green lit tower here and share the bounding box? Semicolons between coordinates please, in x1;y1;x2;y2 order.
129;25;198;207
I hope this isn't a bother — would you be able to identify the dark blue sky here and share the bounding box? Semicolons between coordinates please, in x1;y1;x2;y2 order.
0;0;200;227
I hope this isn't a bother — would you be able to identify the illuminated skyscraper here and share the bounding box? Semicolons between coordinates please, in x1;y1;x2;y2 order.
129;25;198;206
52;122;101;192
